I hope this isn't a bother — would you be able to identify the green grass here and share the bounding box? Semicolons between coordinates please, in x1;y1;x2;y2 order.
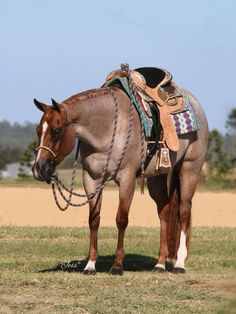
1;174;236;192
0;226;236;313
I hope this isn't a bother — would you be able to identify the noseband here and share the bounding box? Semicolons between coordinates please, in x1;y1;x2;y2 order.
35;146;57;159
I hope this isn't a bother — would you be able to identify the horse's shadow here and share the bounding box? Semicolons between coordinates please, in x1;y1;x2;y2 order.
39;254;162;273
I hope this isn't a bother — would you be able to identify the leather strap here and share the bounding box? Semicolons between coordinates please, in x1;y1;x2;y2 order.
35;146;57;159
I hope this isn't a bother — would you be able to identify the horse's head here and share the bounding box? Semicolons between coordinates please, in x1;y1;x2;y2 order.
32;98;76;183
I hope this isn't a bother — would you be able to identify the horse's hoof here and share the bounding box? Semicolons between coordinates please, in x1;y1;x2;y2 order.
109;267;124;276
153;266;165;273
172;267;186;274
83;269;96;275
165;261;174;272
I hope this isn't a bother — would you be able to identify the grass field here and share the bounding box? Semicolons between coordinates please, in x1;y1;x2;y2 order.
0;226;236;313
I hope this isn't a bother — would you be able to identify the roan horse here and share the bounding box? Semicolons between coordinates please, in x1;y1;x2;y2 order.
32;69;208;275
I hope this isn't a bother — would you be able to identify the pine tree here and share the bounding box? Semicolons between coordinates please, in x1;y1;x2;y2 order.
207;129;230;176
225;108;236;167
226;108;236;132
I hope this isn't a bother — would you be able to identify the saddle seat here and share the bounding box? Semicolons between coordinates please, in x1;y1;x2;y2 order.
133;67;183;110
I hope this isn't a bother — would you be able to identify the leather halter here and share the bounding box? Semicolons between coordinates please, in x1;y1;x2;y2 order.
35;146;57;159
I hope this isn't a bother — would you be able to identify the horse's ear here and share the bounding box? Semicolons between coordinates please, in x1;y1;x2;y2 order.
34;98;48;112
51;98;61;113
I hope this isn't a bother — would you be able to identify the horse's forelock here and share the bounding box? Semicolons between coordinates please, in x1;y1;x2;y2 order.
41;106;67;128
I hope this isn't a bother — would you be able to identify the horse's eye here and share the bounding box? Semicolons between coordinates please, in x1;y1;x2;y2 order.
52;127;61;134
51;127;61;140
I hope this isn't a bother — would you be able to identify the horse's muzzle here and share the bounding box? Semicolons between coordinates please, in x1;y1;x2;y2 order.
32;159;55;183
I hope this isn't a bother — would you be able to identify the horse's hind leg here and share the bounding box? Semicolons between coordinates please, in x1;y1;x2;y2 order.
83;170;103;275
173;160;202;273
109;172;136;275
147;174;170;272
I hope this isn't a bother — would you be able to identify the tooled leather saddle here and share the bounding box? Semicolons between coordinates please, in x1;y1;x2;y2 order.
106;65;184;152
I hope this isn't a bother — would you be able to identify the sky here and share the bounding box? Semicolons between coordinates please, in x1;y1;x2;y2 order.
0;0;236;133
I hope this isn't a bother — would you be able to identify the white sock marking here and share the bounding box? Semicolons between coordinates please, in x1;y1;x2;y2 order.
175;230;187;269
84;260;96;271
155;263;165;270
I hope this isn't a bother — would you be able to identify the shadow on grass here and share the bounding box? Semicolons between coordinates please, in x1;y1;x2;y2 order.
39;254;158;273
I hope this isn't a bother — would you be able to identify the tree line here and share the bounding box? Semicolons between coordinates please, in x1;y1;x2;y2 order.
0;120;74;173
0;121;37;171
0;121;37;148
207;108;236;177
0;108;236;178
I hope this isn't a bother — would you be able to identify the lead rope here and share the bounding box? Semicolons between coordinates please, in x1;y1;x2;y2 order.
51;87;134;210
122;64;146;193
52;87;119;199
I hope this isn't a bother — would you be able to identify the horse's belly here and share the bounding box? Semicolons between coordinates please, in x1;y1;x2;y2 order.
143;137;189;178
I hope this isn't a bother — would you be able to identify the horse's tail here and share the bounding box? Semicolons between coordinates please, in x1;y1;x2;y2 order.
167;170;181;260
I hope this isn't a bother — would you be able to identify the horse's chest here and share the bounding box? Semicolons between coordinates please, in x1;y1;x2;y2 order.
81;152;106;180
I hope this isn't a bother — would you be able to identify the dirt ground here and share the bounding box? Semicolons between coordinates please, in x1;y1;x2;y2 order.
0;187;235;227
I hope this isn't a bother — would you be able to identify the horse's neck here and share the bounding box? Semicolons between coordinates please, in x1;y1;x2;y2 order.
64;91;114;151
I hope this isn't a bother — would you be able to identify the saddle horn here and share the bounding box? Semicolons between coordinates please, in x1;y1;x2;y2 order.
51;98;61;113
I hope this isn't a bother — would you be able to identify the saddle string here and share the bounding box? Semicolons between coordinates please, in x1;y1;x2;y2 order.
51;87;134;210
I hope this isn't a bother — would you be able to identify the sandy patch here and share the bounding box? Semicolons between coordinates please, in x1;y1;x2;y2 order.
0;187;235;227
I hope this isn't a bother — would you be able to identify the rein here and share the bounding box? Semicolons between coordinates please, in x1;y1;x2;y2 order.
124;64;146;192
51;87;135;211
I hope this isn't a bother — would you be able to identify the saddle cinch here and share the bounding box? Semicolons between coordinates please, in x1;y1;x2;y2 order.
106;66;184;152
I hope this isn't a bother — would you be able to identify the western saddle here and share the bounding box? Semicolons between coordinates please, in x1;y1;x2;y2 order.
106;65;184;152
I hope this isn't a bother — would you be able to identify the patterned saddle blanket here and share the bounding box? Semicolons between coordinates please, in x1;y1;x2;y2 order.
172;95;200;135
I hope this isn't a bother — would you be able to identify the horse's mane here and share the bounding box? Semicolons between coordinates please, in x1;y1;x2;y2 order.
63;87;110;105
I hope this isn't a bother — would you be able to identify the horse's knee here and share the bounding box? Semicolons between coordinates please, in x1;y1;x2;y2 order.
116;213;128;230
89;212;100;230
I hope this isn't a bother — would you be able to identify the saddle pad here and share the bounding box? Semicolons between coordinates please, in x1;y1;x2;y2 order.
106;77;153;137
171;95;200;135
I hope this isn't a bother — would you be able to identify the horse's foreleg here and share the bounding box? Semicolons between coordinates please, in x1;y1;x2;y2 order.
83;171;103;275
147;175;169;272
109;173;136;275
